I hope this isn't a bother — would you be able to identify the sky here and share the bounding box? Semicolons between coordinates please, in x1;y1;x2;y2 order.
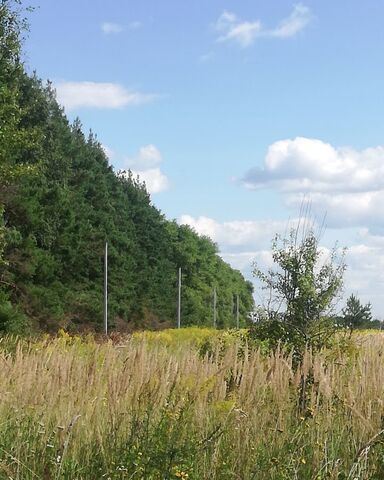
24;0;384;317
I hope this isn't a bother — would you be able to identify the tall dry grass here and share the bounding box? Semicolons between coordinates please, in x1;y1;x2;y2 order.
0;330;384;479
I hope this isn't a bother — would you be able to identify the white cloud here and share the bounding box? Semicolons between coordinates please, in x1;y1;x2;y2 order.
130;168;169;194
118;145;169;194
214;4;311;47
358;229;384;248
222;250;273;272
55;81;157;111
242;137;384;229
215;11;262;48
243;137;384;194
179;215;307;251
101;21;141;35
235;135;384;314
101;22;124;34
269;4;312;38
123;144;162;170
286;191;384;229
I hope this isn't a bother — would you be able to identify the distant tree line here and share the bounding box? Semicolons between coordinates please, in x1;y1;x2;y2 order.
0;1;254;333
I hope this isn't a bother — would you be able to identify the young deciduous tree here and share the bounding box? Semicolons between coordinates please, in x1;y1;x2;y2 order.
251;224;346;354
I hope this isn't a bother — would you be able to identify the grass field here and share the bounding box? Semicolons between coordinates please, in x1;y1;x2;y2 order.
0;328;384;479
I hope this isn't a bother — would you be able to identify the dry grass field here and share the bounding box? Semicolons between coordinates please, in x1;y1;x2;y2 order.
0;328;384;479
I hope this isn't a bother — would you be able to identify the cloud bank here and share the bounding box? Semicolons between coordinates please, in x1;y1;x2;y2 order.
242;137;384;229
179;215;295;250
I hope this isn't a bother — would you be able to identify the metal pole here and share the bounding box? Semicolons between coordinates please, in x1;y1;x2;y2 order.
213;287;217;328
177;267;181;328
104;242;108;335
236;294;240;329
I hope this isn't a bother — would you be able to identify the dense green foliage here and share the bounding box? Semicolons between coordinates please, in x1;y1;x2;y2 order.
0;1;253;332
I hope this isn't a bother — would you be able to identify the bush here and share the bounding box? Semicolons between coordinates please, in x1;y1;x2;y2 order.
0;298;31;335
249;316;338;361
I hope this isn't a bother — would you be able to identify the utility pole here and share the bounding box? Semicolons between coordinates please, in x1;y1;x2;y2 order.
104;242;108;336
236;294;240;329
177;267;181;328
213;287;217;328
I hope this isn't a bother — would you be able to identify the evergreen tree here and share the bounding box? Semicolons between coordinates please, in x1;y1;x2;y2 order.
342;294;372;332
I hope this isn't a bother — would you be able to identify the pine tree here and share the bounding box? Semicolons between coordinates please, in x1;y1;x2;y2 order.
342;294;372;332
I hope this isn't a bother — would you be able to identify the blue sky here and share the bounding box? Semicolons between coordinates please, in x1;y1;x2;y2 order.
25;1;384;316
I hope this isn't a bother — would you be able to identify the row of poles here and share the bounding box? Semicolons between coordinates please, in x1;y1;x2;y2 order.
177;267;240;329
103;243;241;335
214;286;240;330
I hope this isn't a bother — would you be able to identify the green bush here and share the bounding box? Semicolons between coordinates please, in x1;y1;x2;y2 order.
248;316;338;364
0;298;32;335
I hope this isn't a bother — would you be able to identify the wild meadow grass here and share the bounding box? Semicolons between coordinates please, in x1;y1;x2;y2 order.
0;329;384;479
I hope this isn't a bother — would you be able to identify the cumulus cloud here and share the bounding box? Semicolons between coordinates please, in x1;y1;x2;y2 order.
242;137;384;229
118;145;169;194
179;215;306;251
178;215;283;303
214;4;311;47
243;137;384;193
55;81;157;111
130;168;169;194
222;250;273;273
286;191;384;229
101;22;124;34
123;144;162;170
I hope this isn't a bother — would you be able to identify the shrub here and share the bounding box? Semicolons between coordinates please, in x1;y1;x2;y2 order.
0;297;31;335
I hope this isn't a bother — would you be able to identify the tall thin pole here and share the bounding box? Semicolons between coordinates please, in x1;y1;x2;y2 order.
104;242;108;335
236;294;240;329
177;267;181;328
213;287;217;328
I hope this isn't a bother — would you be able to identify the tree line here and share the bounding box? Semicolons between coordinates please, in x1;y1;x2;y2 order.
0;1;254;333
